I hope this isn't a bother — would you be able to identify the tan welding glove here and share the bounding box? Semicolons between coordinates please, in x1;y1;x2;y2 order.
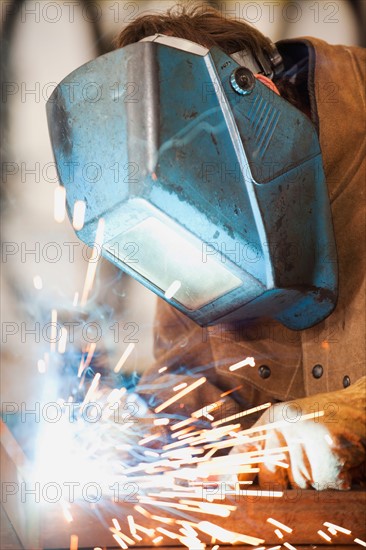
236;376;366;490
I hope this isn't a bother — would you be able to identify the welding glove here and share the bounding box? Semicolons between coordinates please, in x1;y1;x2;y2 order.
235;376;366;490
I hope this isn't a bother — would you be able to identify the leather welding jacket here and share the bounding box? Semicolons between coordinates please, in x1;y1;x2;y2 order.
138;37;366;426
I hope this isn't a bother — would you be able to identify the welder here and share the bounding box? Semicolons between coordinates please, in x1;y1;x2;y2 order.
47;4;365;490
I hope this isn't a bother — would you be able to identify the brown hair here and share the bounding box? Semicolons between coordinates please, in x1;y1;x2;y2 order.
114;3;273;60
114;3;300;107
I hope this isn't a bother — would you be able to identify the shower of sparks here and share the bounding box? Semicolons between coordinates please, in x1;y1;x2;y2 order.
114;342;136;373
54;185;66;223
29;356;345;550
33;275;43;289
228;356;255;371
72;200;86;231
80;218;105;306
164;280;182;299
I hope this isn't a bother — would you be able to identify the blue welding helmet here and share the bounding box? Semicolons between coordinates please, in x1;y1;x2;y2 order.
46;35;337;330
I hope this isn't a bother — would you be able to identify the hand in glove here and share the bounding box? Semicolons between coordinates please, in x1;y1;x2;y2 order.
235;377;366;490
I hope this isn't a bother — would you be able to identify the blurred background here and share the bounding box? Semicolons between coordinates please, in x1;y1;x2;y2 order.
1;0;365;409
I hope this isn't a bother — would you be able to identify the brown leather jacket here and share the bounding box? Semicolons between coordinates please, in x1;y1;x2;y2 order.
138;37;366;424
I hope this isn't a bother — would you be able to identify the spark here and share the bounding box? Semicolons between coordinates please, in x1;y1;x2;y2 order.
54;186;66;223
151;515;174;524
284;543;297;550
112;518;121;531
62;501;73;523
267;517;293;533
80;373;101;412
165;280;182;299
139;433;162;446
237;410;325;438
58;327;68;354
268;547;282;550
274;528;284;539
154;418;170;426
355;539;366;547
78;342;97;377
318;530;332;542
37;359;46;374
171;426;196;439
50;309;57;352
112;534;128;549
171;417;196;431
174;382;188;391
212;402;271;427
152;536;163;544
155;377;207;413
134;505;152;518
324;434;333;445
72;200;86;230
69;535;78;550
134;523;155;537
229;356;255;371
220;384;243;397
114;342;136;373
323;521;351;535
73;291;79;306
212;546;220;550
80;218;105;305
110;527;135;545
157;527;179;539
197;521;264;545
33;275;43;290
158;366;167;373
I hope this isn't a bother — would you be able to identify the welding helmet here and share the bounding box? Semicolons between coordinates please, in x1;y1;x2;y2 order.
46;34;337;330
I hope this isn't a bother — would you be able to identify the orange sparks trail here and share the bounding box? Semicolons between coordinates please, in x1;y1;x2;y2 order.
80;218;105;306
155;377;207;413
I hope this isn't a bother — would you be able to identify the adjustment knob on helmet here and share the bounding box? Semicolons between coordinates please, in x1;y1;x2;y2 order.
230;67;255;95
